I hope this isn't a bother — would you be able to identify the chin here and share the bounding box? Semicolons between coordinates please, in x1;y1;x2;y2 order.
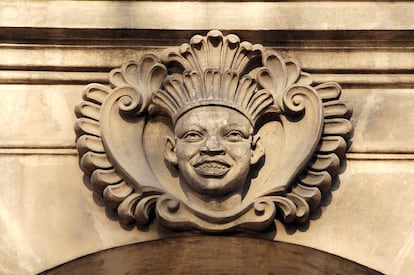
190;177;245;197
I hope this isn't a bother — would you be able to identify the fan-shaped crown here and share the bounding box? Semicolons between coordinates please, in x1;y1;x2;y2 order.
149;30;274;125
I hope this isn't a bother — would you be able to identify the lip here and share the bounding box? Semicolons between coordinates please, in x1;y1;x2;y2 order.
193;160;231;177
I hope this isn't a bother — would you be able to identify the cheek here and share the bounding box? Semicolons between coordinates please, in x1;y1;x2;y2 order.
175;142;201;160
226;142;252;159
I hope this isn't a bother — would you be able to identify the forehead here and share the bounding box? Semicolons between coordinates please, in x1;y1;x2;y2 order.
175;106;251;130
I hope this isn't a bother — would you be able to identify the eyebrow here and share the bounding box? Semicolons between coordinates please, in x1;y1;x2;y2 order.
222;123;250;130
221;124;252;136
176;124;206;137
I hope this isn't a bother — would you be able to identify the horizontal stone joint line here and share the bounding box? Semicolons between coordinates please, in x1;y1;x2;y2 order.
1;70;413;87
0;147;413;160
1;28;414;45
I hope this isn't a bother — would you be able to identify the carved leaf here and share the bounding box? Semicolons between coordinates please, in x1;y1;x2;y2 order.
157;195;276;232
285;59;301;88
117;193;143;225
324;118;353;139
323;101;353;119
299;170;332;195
74;101;101;121
239;45;351;227
75;54;167;225
82;84;111;104
309;153;340;177
80;152;112;175
286;193;310;223
315;82;342;101
91;169;123;194
74;118;101;137
76;135;104;157
134;195;160;225
254;84;324;199
103;181;134;210
319;136;347;159
270;196;297;223
292;184;321;211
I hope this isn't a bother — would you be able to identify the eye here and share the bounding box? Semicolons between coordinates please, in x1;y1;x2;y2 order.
224;130;244;142
182;131;203;142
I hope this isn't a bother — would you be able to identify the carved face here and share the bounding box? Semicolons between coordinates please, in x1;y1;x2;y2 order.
166;106;264;197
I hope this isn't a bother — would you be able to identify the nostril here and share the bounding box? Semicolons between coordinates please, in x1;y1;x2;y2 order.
201;150;225;156
200;136;226;155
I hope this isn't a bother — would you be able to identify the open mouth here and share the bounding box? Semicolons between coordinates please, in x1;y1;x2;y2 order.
193;160;231;177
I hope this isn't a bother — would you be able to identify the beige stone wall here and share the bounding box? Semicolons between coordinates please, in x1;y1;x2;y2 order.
1;1;413;274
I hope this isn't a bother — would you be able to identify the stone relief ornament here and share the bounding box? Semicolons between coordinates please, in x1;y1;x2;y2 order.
75;30;352;233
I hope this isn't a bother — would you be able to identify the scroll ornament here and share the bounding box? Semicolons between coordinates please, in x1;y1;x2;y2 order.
75;30;352;233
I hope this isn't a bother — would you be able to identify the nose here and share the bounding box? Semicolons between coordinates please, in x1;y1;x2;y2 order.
200;135;225;155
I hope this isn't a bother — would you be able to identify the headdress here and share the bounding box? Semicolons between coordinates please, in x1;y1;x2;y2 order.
148;30;274;126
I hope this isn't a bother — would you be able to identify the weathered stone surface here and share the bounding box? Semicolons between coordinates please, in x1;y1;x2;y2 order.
0;155;164;274
0;85;81;148
0;1;413;30
276;160;414;275
346;89;414;154
2;45;413;71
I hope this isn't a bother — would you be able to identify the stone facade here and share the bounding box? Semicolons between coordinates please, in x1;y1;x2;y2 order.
0;1;413;274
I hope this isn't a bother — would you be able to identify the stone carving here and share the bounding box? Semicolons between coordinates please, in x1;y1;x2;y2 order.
75;30;352;232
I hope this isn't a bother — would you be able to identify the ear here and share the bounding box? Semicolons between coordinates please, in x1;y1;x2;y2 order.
251;135;265;165
165;136;178;166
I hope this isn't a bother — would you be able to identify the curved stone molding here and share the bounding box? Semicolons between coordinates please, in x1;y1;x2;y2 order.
41;236;381;275
75;30;352;233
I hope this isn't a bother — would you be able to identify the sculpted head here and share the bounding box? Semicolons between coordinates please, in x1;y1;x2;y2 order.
165;105;264;197
149;66;273;202
148;69;274;202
